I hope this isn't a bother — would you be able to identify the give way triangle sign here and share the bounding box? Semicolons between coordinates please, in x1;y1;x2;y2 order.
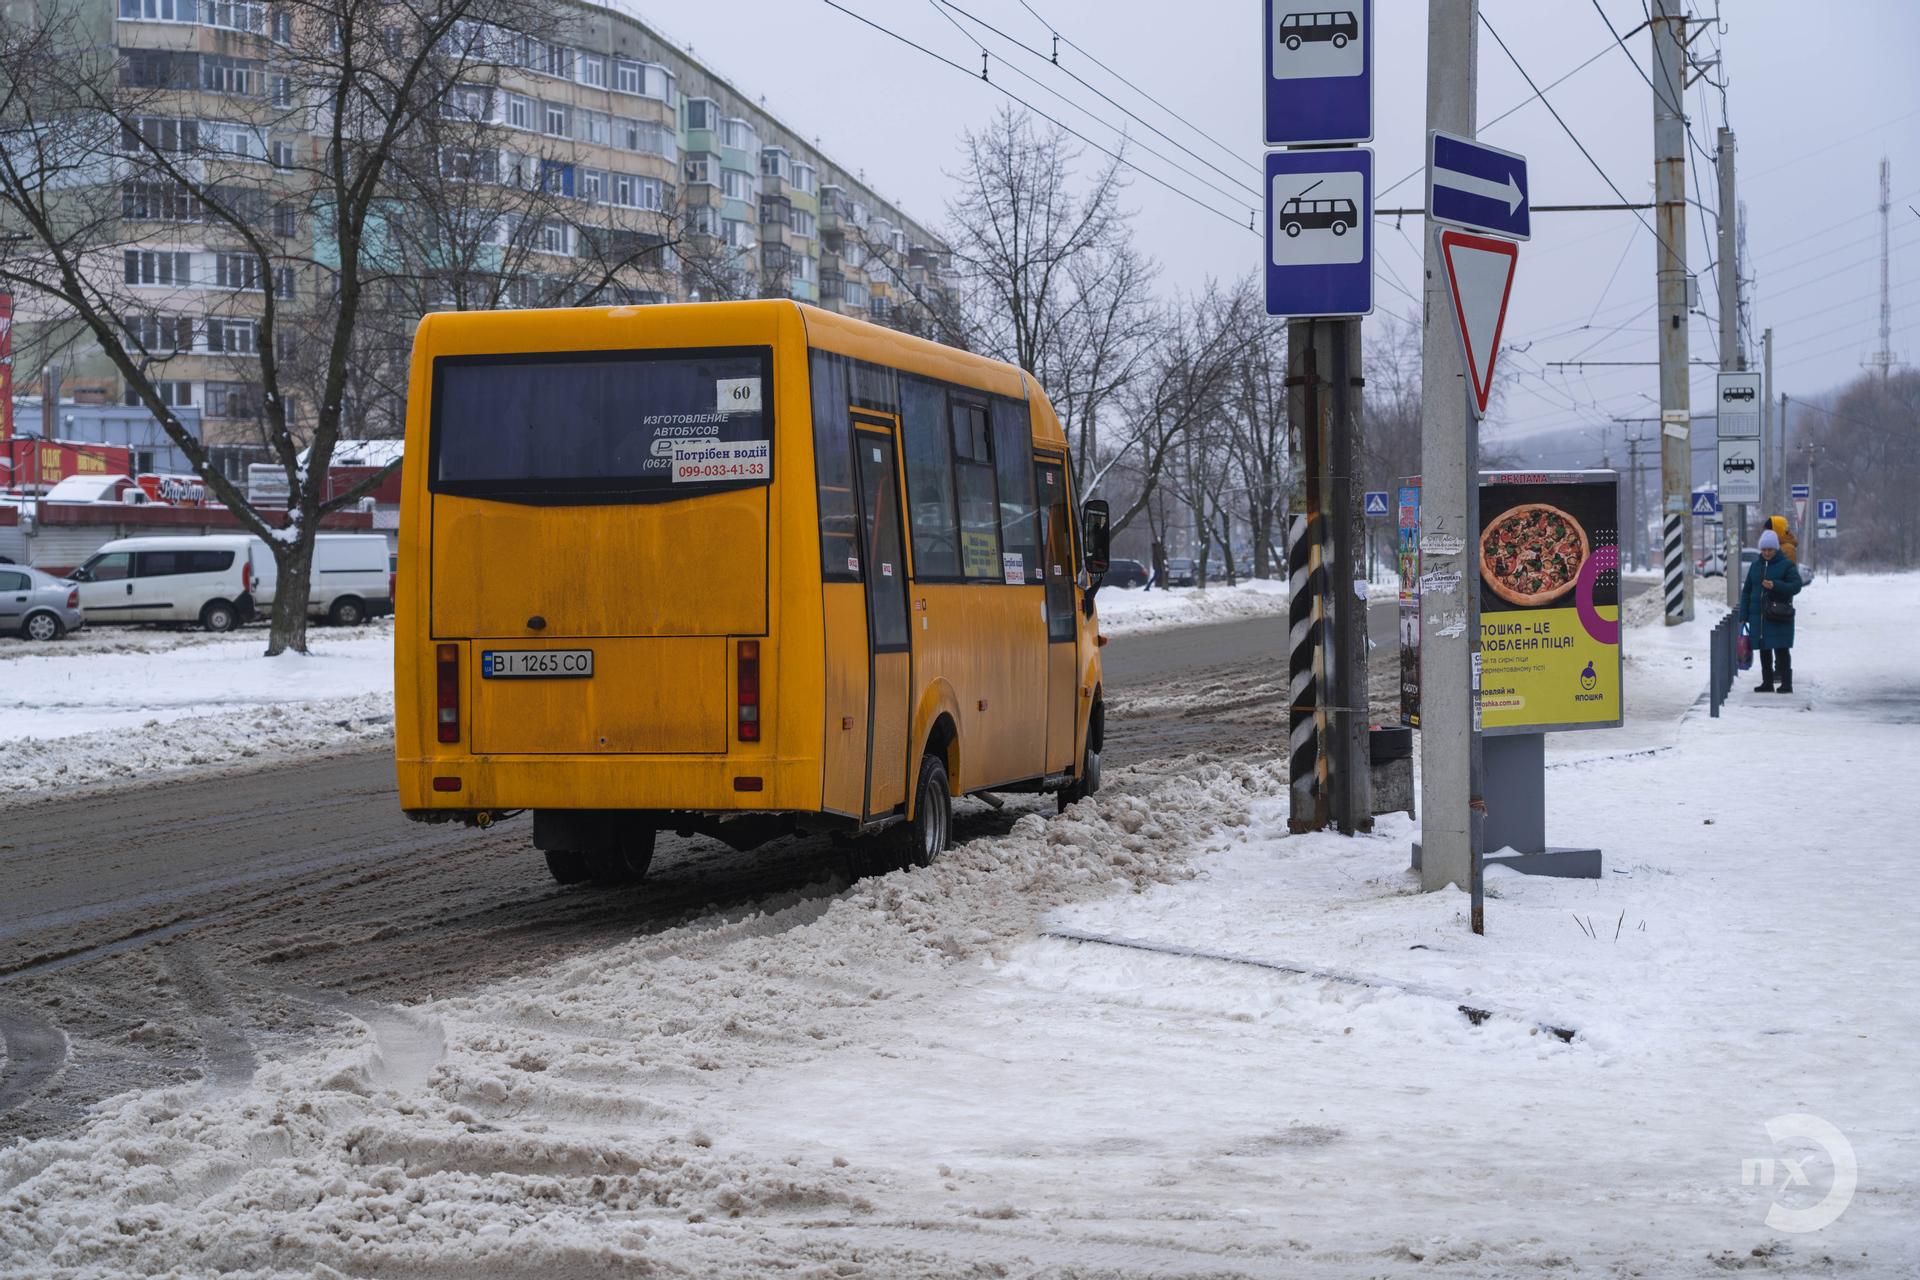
1437;229;1519;418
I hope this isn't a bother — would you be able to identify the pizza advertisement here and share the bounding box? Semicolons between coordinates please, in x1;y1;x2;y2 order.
1476;472;1622;734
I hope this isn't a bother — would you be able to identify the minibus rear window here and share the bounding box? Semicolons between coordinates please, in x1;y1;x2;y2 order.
429;347;773;501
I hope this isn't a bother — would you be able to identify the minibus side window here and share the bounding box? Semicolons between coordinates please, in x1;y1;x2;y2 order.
810;351;860;581
949;398;1001;580
989;398;1039;584
900;376;960;578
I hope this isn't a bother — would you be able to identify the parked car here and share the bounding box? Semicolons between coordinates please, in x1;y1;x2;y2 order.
248;534;394;625
1104;557;1150;588
0;564;85;641
69;535;260;632
1165;557;1198;587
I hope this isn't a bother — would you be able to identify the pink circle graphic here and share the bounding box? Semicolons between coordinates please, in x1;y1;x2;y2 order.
1575;545;1619;645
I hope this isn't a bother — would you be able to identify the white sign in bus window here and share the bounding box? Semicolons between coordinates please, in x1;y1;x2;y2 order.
715;377;763;413
670;438;770;483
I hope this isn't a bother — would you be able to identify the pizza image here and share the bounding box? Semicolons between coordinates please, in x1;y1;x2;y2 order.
1480;503;1591;606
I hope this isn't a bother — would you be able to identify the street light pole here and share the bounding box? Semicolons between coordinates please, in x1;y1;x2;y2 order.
1652;0;1694;624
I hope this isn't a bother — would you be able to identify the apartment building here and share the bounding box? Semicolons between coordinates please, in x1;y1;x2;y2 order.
34;0;951;450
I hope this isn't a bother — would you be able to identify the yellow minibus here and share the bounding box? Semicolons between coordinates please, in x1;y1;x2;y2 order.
396;300;1111;884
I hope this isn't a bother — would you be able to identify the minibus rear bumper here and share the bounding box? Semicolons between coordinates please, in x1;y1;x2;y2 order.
396;753;822;817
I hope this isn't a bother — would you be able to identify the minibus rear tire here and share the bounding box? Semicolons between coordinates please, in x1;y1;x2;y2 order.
200;600;237;633
587;829;655;885
545;849;591;885
900;753;952;868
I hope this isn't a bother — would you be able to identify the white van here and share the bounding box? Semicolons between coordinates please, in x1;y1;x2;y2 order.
248;534;392;626
70;535;260;632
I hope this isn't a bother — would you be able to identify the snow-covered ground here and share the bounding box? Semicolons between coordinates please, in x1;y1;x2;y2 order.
0;622;392;804
1097;577;1289;635
3;573;1914;1275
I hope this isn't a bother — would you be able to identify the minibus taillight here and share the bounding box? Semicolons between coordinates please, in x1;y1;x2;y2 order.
436;643;460;743
737;640;760;742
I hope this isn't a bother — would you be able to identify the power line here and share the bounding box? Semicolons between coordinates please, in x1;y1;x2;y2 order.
925;0;1259;213
1012;0;1260;179
936;0;1259;201
1478;9;1680;266
816;0;1253;236
1377;35;1631;202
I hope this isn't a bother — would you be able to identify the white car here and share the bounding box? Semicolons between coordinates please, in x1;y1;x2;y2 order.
249;533;393;626
70;535;261;631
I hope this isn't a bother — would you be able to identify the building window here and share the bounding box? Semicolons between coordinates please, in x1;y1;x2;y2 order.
685;98;717;132
574;108;609;146
721;217;754;249
124;250;193;286
720;168;753;201
118;0;193;19
205;316;259;354
271;139;296;169
539;222;571;255
205;381;262;418
121;312;195;352
442;84;492;122
201;55;263;97
271;8;292;42
274;266;296;298
684;155;714;186
506;93;534;131
577;54;606;88
122;180;200;222
203;1;267;33
539;159;574;197
269;74;292;107
126;379;193;407
581;169;604;203
272;202;298;236
216;253;262;290
792;163;817;195
202;120;266;162
542;102;567;138
614;59;642;95
120;116;196;155
843;279;869;309
719;118;756;151
791;253;816;283
617;116;674;160
760;147;789;179
790;208;815;238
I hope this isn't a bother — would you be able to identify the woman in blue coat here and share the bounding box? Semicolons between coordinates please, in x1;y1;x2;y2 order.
1741;528;1803;693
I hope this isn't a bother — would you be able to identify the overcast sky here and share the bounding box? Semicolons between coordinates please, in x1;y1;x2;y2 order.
627;1;1920;463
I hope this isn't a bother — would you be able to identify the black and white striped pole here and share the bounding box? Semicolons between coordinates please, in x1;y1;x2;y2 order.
1662;509;1688;621
1287;511;1328;831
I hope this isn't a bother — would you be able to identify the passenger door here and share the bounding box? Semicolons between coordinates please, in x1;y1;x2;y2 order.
75;552;138;620
0;569;28;631
130;550;184;621
1035;456;1080;775
851;420;914;819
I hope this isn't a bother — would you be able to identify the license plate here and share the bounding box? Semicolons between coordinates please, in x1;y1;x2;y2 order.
481;649;593;679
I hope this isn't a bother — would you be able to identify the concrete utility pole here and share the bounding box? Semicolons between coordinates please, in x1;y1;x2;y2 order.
1716;126;1744;609
1651;0;1693;624
1417;0;1482;917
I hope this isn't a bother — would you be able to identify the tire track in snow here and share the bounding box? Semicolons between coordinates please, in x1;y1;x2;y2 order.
0;1006;66;1119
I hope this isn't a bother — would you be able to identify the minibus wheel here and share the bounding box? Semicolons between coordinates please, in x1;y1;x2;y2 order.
587;828;655;885
545;849;590;885
901;753;951;868
200;599;237;633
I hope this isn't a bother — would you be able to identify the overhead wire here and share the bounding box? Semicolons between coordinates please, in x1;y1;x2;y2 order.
815;0;1254;235
934;0;1259;201
1011;0;1259;179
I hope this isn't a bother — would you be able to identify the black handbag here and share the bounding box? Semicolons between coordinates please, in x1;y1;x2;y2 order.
1762;591;1795;623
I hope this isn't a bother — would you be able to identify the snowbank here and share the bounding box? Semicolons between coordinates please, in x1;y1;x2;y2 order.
0;623;393;805
1096;577;1289;635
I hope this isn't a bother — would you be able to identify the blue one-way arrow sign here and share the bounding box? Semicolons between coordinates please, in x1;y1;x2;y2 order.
1426;130;1530;241
1363;490;1390;517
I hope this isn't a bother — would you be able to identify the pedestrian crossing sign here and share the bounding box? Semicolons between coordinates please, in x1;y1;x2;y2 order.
1363;490;1390;517
1691;490;1721;516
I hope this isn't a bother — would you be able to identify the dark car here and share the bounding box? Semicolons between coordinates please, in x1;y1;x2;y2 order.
1103;557;1149;589
1164;557;1198;588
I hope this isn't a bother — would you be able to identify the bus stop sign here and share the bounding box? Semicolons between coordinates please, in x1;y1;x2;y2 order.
1264;0;1373;145
1265;148;1373;318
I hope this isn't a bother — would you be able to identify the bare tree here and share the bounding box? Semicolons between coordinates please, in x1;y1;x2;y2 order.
0;0;594;653
1223;276;1291;578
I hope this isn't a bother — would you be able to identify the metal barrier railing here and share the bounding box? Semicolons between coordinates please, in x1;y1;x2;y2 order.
1708;609;1739;717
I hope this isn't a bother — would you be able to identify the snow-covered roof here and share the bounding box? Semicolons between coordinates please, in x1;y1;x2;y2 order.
301;439;405;468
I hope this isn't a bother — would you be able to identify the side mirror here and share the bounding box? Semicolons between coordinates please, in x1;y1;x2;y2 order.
1081;499;1111;576
69;566;89;582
